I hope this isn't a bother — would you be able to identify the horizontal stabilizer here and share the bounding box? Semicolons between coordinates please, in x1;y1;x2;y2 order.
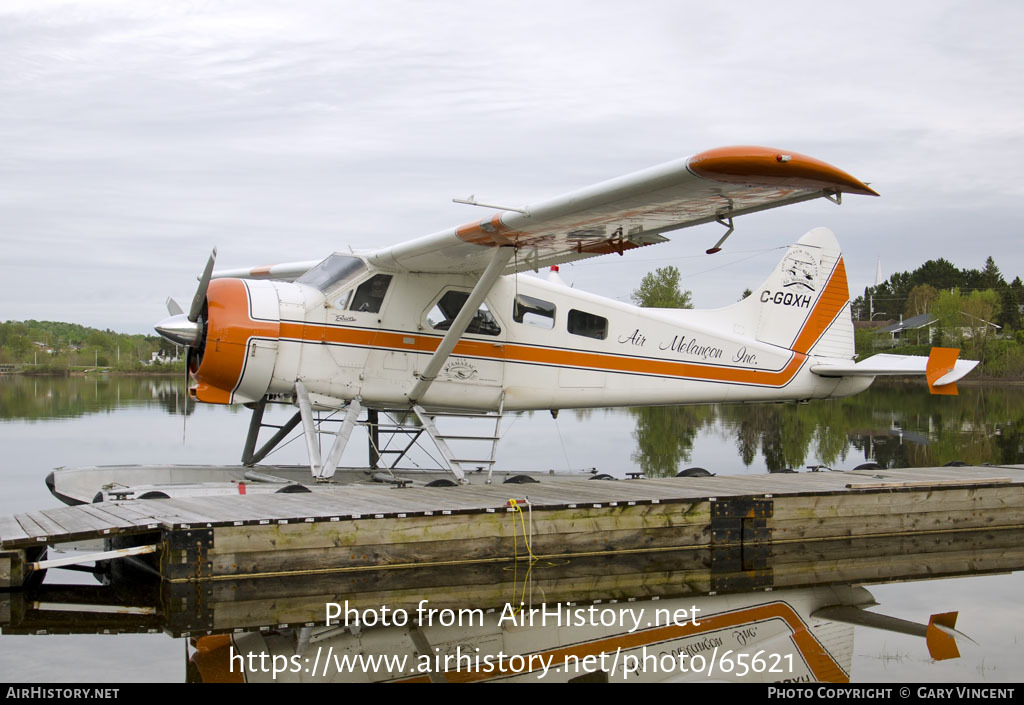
811;348;978;395
812;605;967;661
926;612;965;661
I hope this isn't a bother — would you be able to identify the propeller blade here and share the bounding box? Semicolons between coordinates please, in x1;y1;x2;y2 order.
188;247;218;323
182;347;192;444
166;297;184;317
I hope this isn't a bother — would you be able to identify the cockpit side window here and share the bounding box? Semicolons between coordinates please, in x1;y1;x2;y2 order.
295;255;366;293
427;291;502;336
513;294;556;329
349;274;393;313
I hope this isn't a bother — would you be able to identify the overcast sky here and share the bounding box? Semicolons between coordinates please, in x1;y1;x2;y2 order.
3;1;1023;332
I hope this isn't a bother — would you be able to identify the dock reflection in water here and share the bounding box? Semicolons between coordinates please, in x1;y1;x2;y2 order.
3;528;1020;683
3;377;1024;682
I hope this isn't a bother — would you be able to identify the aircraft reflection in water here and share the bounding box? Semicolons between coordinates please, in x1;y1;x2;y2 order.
4;528;1012;683
9;376;1024;476
209;587;859;683
605;380;1024;477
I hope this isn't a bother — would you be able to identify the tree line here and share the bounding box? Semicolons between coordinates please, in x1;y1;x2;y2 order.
633;258;1024;378
849;255;1024;376
852;256;1023;331
0;320;182;373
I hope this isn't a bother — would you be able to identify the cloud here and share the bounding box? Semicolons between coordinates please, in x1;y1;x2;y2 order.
1;1;1022;330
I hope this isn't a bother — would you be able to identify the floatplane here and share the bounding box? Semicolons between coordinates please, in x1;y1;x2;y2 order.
47;146;977;504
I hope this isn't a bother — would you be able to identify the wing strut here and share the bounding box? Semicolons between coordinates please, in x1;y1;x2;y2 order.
408;246;515;404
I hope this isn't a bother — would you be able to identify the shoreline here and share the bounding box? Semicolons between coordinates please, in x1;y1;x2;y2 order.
3;370;183;378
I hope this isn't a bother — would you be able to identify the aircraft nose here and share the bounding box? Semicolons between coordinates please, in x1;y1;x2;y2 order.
155;313;201;347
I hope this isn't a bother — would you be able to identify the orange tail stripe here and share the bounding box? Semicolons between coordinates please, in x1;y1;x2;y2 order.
791;258;849;355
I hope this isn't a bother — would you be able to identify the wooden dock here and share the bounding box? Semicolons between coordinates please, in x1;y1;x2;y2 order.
3;464;1024;587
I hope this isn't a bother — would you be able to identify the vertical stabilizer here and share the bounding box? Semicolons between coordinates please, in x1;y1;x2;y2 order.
749;227;854;359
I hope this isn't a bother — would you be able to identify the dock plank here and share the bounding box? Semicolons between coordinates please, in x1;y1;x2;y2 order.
140;498;233;526
0;514;30;546
10;514;51;543
15;511;66;539
91;501;163;527
38;506;123;536
182;496;303;523
72;503;141;531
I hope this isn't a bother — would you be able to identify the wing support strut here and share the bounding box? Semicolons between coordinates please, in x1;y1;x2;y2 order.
408;245;516;404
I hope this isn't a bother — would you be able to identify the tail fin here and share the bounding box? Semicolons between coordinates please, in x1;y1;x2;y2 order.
738;227;854;358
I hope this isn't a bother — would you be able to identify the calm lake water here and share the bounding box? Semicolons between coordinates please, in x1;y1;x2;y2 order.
1;375;1022;683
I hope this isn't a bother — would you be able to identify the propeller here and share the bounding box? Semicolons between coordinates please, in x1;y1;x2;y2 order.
154;249;218;431
155;248;217;347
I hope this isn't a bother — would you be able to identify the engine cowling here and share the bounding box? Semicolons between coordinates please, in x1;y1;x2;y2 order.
190;278;281;404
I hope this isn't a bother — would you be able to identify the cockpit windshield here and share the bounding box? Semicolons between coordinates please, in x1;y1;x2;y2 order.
295;255;366;293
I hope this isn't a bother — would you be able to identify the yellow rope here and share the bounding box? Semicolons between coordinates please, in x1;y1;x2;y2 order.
508;499;537;615
507;499;536;560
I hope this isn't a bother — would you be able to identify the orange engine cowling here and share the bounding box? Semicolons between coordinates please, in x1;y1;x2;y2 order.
191;278;281;404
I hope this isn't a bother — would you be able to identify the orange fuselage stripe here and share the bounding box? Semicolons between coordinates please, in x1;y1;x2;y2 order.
195;258;848;402
278;320;806;387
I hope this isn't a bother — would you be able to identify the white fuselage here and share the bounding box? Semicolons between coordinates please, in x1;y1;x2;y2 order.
232;268;866;412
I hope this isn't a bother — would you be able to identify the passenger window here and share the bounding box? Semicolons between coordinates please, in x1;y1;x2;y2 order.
349;274;392;313
427;291;502;336
513;295;556;329
568;309;608;340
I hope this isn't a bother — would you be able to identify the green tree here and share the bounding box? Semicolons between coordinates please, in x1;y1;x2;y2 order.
999;288;1022;332
904;284;938;317
1005;277;1024;332
963;289;1001;344
932;289;964;345
631;266;693;308
979;256;1005;290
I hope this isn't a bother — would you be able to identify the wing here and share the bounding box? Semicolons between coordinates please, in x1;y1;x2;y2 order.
211;259;322;282
366;145;878;275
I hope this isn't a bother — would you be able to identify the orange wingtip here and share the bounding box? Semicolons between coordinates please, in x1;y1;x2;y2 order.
927;347;961;396
926;612;960;661
688;146;879;197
